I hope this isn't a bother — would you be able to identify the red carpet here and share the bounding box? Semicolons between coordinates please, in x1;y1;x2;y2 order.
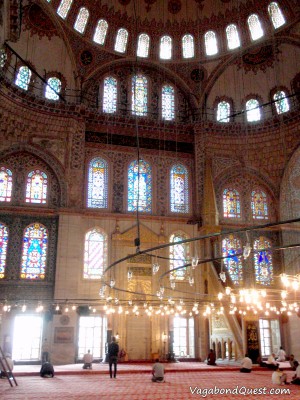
1;368;299;399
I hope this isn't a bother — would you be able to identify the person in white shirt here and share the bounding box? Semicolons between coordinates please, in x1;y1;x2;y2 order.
82;349;93;369
240;354;252;373
277;346;286;362
272;367;289;385
152;359;165;382
266;353;278;370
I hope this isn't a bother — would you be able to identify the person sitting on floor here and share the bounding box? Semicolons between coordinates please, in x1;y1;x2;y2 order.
240;354;252;373
277;346;286;362
289;354;298;371
82;349;93;369
272;367;289;385
266;353;279;370
40;361;54;378
207;349;217;366
152;358;165;382
291;361;300;385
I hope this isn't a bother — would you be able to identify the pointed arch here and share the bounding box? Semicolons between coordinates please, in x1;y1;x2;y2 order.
170;163;189;213
74;7;89;34
223;188;241;218
251;189;269;220
21;223;48;279
87;157;108;209
169;231;190;280
84;228;108;279
93;19;108;45
247;14;264;41
127;159;152;213
137;33;150;58
25;169;48;204
253;237;273;285
0;166;13;202
103;76;117;113
222;235;243;285
268;2;285;29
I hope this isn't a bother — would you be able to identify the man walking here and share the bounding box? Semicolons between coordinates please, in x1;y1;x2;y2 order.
108;336;119;378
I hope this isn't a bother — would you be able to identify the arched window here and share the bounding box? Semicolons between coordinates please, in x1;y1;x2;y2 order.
15;66;32;91
182;34;195;58
87;157;108;209
217;101;230;122
162;84;175;121
21;223;48;279
251;190;268;219
170;163;189;213
247;14;264;41
268;2;285;29
74;7;89;33
169;232;190;280
93;19;108;45
25;170;48;204
57;0;73;19
0;167;13;202
137;33;150;58
45;77;62;101
128;159;152;212
246;99;261;122
0;222;9;279
222;235;243;285
273;90;289;114
223;188;241;218
132;75;148;116
253;237;273;285
204;31;218;56
103;76;117;113
226;24;240;50
83;228;107;279
114;28;128;53
160;35;172;60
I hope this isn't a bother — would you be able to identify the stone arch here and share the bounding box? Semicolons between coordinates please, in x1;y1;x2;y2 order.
0;143;67;207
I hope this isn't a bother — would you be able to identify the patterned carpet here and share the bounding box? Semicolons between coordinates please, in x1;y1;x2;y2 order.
1;368;299;399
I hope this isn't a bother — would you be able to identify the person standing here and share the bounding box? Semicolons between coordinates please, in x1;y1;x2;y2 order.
240;354;252;373
108;336;119;379
152;358;165;382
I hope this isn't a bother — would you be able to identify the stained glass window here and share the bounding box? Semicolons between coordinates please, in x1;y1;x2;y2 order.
103;77;117;113
182;34;195;58
83;228;107;279
25;170;48;204
223;188;241;218
254;237;273;285
162;85;175;121
273;91;289;114
0;167;13;202
246;99;261;122
169;232;190;280
170;163;189;213
137;33;150;58
15;66;32;91
21;223;48;279
204;31;218;56
57;0;73;19
45;77;61;101
93;19;108;45
248;14;264;41
217;101;230;122
132;75;148;116
251;190;268;219
74;7;89;33
268;2;285;29
222;235;243;285
128;159;152;212
226;24;240;50
87;157;108;208
0;223;9;279
160;36;172;60
114;28;128;53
